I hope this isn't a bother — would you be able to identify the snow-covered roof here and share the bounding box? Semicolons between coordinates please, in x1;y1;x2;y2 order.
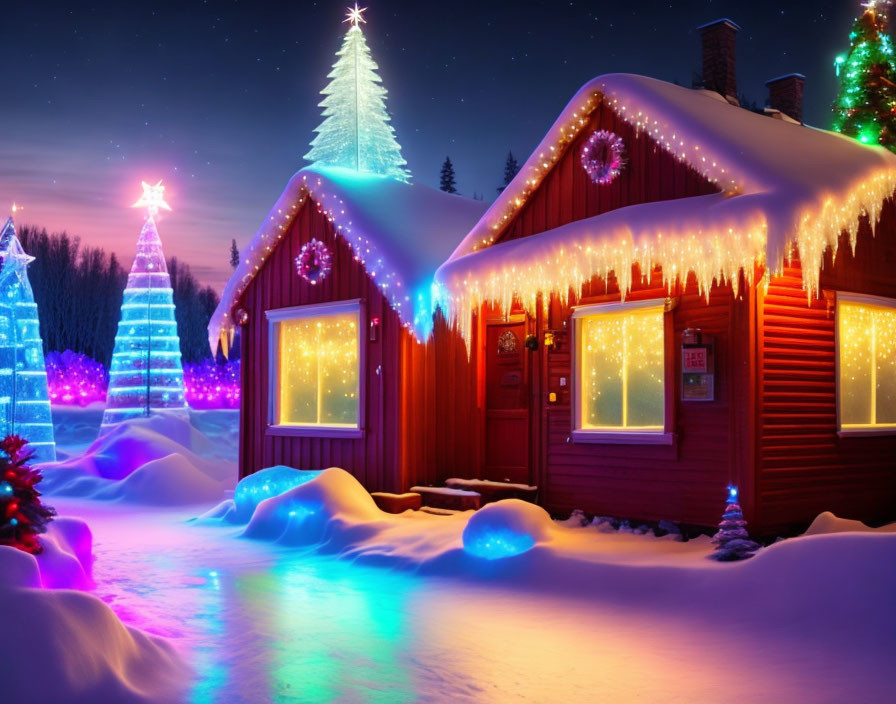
437;74;896;344
209;166;487;352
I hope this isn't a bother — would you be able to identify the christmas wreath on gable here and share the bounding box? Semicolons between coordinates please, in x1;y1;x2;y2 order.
295;238;332;285
580;130;627;185
0;435;55;555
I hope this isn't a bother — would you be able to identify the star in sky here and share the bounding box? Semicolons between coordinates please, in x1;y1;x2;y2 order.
132;180;172;217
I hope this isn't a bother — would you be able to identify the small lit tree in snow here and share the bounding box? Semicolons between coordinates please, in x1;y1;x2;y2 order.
711;486;759;561
305;4;411;182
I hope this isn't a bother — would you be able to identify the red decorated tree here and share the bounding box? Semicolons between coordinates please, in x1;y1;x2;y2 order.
0;435;56;554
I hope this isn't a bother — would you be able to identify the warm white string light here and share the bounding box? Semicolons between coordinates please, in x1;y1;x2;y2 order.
437;75;896;353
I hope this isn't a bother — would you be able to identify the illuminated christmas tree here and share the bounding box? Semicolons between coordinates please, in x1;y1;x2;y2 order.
305;4;411;181
711;486;759;561
102;182;186;426
0;213;56;463
832;0;896;150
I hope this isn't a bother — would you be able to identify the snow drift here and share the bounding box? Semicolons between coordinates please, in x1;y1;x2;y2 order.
243;467;387;547
0;519;188;703
41;411;236;506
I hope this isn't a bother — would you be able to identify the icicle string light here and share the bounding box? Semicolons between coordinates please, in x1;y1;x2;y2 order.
437;74;896;352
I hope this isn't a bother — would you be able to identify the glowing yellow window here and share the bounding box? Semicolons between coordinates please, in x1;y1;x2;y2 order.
267;301;362;432
837;294;896;431
573;301;666;437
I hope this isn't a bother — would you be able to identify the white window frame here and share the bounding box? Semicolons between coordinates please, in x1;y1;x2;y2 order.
835;291;896;437
266;299;365;438
571;299;672;445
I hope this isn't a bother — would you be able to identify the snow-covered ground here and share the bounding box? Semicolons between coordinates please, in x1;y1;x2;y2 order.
0;406;892;703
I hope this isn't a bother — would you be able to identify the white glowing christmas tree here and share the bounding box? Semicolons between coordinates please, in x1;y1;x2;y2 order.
102;182;185;427
0;212;56;462
305;4;411;181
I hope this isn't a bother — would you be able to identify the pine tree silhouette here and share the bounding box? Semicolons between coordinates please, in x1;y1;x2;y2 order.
440;156;458;193
498;151;520;193
230;239;239;269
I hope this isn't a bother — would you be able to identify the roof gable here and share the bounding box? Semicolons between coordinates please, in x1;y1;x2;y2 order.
209;166;487;350
489;96;719;248
437;74;896;347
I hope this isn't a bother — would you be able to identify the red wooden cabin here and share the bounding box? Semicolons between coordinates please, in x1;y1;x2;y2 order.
435;65;896;535
209;166;486;493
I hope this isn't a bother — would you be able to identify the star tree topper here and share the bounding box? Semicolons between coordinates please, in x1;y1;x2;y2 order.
344;3;367;26
0;217;35;286
133;180;172;217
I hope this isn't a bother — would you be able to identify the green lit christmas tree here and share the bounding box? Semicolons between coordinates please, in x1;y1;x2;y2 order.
305;4;411;182
833;1;896;150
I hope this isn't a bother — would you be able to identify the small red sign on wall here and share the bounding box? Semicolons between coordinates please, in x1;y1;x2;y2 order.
683;347;708;373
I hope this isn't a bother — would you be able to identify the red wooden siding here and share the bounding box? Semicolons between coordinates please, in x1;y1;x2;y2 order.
235;195;482;493
237;198;410;492
756;204;896;534
496;98;720;246
536;270;752;528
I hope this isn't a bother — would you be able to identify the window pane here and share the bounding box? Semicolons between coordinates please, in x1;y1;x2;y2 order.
579;305;665;430
838;302;874;426
838;298;896;428
278;311;359;427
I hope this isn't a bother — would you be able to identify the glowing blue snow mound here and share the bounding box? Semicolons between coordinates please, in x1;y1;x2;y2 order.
234;466;322;523
462;500;554;560
243;467;382;546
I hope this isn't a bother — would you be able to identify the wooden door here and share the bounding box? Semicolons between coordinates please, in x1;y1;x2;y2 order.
484;317;530;484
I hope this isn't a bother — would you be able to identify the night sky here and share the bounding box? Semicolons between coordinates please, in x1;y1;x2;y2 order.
0;1;864;290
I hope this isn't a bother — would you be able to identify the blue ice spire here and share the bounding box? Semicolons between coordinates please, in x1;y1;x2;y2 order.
102;183;185;426
0;217;56;462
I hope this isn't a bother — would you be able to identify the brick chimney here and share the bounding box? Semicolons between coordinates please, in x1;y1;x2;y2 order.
698;18;741;105
765;73;806;123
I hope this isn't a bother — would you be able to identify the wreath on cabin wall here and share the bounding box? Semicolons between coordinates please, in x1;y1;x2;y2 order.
295;238;332;285
580;130;627;185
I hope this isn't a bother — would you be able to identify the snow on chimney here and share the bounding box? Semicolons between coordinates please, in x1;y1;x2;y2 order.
698;18;741;105
765;73;806;123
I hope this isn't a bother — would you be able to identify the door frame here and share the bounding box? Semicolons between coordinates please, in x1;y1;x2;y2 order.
480;309;537;486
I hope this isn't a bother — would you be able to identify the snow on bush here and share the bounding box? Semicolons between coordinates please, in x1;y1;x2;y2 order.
243;467;384;546
462;499;554;559
42;412;236;506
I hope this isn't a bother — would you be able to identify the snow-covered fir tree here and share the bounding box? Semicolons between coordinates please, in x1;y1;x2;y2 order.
498;151;519;193
305;4;411;182
711;486;759;561
833;0;896;151
440;156;457;193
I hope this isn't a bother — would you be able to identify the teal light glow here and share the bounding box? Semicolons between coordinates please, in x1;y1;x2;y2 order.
233;466;323;522
0;217;56;461
102;207;186;427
